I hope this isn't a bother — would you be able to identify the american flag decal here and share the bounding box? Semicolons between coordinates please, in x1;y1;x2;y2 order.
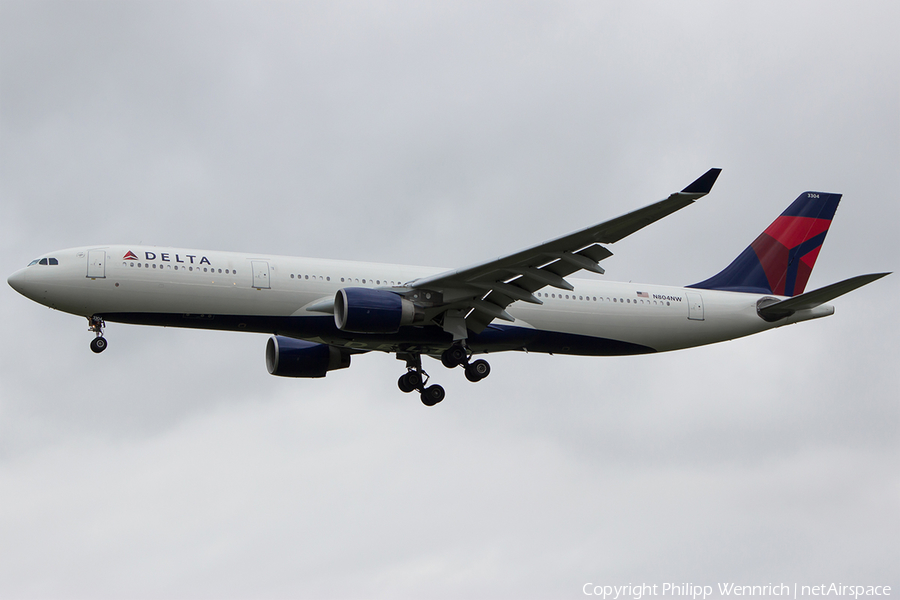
637;291;649;298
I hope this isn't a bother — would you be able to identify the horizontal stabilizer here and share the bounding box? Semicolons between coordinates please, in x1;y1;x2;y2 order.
757;272;890;321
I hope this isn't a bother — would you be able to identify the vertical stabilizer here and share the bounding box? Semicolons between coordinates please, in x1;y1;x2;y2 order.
688;192;841;296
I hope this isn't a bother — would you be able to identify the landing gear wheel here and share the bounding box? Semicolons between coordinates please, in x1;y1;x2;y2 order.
398;371;422;393
87;316;107;353
398;374;414;393
406;371;422;389
90;336;108;354
465;359;490;382
420;384;445;406
441;345;467;369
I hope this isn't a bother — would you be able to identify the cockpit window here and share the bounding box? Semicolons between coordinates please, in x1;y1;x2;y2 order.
30;257;59;266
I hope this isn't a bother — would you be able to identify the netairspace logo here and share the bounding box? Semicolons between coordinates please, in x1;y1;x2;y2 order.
582;583;892;599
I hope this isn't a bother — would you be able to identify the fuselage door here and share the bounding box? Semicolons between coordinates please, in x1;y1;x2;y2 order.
686;291;704;321
87;250;106;279
251;261;270;289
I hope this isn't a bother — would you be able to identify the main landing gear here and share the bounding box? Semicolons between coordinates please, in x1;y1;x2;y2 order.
397;344;491;407
88;316;108;353
397;353;445;406
441;343;490;383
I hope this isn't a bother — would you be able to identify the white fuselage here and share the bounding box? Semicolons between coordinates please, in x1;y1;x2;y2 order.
8;245;834;356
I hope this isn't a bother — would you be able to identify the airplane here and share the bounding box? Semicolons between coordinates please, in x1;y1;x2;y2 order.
7;169;890;406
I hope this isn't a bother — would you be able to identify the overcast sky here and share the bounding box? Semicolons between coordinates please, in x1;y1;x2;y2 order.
1;1;898;598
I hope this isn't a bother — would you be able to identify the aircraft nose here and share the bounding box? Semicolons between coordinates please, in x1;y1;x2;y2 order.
7;268;28;295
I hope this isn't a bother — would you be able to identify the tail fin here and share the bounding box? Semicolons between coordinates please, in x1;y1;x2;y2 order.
688;192;841;296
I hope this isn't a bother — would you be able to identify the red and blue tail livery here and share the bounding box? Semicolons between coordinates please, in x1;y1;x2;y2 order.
689;192;841;296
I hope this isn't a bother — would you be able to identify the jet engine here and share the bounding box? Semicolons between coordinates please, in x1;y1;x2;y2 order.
333;287;420;333
266;336;351;378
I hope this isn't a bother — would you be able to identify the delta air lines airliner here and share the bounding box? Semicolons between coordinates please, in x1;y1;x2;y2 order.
7;169;889;405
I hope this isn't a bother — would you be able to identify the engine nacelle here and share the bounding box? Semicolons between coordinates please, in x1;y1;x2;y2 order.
266;336;350;378
334;287;419;333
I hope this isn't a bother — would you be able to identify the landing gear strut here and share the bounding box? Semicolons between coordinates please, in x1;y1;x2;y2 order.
88;316;107;353
397;352;445;406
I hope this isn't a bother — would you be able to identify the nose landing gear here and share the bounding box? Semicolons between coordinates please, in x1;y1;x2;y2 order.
88;316;108;353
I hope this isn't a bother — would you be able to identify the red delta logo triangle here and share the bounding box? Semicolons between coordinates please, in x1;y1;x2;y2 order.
123;251;139;260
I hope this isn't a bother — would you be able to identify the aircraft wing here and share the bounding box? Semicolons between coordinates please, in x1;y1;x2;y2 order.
409;168;722;334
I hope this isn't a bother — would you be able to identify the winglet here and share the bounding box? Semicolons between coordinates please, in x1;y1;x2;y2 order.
681;168;722;195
